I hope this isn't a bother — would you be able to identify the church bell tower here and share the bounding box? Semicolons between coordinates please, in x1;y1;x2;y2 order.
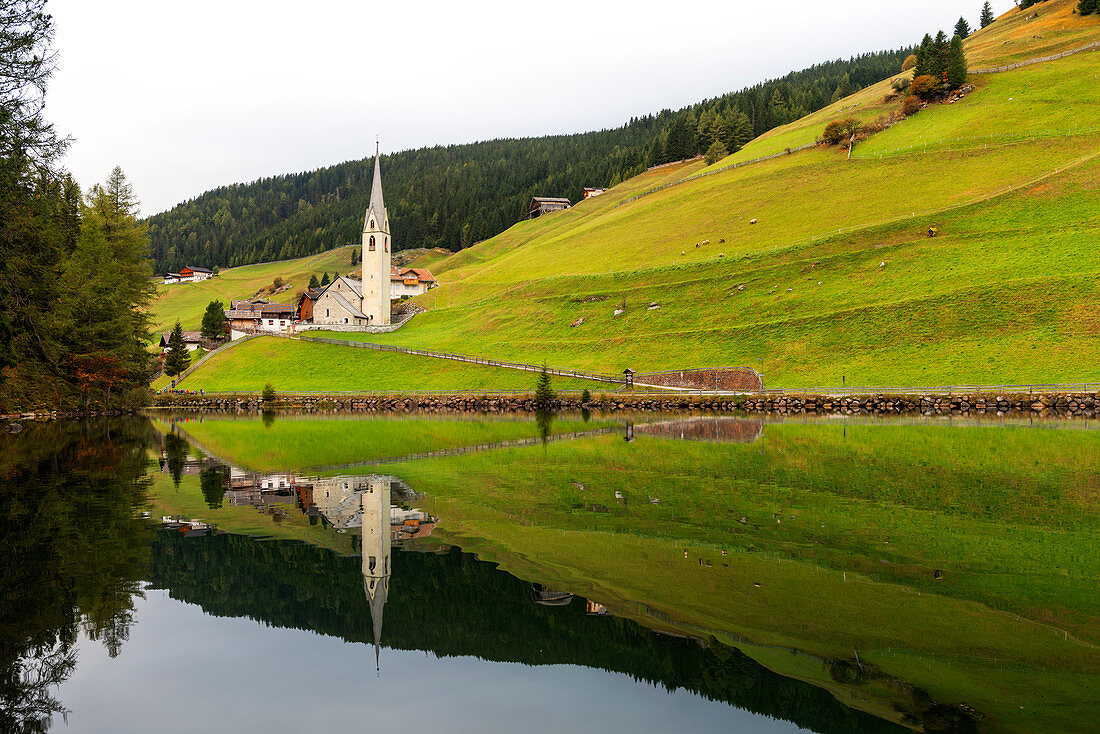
361;142;391;325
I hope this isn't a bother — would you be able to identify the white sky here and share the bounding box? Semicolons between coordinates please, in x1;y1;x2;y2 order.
46;0;1016;216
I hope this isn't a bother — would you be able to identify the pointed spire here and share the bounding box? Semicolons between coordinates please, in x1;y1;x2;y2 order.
364;139;386;232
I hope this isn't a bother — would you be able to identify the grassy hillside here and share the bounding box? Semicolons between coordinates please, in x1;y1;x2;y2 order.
172;336;611;393
354;5;1100;387
150;245;356;334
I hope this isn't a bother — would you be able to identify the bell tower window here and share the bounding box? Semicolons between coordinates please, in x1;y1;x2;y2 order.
369;235;376;252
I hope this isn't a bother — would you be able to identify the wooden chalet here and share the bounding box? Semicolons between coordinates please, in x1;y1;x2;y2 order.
528;197;571;219
158;331;204;352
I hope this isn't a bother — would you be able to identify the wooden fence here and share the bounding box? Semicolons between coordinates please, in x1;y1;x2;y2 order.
970;40;1100;75
299;336;627;384
617;142;817;207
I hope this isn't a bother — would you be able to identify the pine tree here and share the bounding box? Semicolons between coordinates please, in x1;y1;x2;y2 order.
930;31;950;86
955;17;971;38
164;322;191;377
308;274;320;289
534;365;556;409
914;34;934;77
946;35;969;89
320;272;330;286
980;2;995;27
200;300;226;341
731;111;753;151
1080;0;1099;15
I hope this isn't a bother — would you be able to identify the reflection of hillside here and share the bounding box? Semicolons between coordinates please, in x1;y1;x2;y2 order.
147;531;905;734
633;417;764;443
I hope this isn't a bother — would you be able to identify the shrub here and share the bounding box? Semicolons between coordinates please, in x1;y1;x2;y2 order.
821;118;861;145
580;388;592;405
262;382;276;403
272;277;284;289
901;95;923;116
901;54;918;71
910;74;939;100
891;78;910;94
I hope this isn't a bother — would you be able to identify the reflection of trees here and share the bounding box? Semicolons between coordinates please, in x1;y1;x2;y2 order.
163;431;189;486
148;532;906;734
200;465;229;509
0;419;153;733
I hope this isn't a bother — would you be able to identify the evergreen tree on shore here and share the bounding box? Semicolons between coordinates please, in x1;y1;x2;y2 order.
164;322;191;377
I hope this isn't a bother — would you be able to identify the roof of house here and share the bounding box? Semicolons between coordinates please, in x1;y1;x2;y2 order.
531;197;571;204
326;290;368;320
405;268;436;283
164;272;182;278
261;303;296;315
390;266;436;283
185;265;213;273
159;331;203;345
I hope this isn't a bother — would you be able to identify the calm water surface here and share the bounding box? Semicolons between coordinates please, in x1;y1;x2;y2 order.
2;413;1097;733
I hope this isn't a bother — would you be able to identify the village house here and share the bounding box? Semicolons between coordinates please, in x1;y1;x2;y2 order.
295;288;323;322
163;266;213;284
158;330;204;351
224;297;296;338
389;266;437;298
582;187;607;199
529;196;571;219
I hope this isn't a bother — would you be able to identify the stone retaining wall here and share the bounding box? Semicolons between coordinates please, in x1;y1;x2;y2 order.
635;368;764;392
149;391;1098;418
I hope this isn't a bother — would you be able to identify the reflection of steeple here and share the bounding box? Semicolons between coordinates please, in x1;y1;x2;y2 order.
361;477;391;672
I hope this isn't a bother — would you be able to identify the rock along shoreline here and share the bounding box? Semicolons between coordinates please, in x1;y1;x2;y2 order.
137;390;1100;418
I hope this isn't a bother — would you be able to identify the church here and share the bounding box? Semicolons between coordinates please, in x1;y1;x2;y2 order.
311;144;392;326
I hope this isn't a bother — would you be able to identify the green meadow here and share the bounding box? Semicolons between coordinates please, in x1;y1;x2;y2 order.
172;336;612;393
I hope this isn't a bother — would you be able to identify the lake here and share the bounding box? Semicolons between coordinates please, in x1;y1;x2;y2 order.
2;412;1097;733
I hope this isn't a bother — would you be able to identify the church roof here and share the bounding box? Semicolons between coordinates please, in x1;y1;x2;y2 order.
335;275;362;298
364;144;387;231
327;291;368;320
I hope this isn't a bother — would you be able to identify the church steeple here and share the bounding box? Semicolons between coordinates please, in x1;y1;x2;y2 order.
364;141;387;233
360;139;391;325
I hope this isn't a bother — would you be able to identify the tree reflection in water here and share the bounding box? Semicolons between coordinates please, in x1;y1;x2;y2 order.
0;419;152;733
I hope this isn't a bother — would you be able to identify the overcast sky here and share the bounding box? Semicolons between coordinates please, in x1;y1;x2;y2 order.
46;0;1015;216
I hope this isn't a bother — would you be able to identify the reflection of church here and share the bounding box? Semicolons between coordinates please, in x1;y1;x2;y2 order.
362;477;390;670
